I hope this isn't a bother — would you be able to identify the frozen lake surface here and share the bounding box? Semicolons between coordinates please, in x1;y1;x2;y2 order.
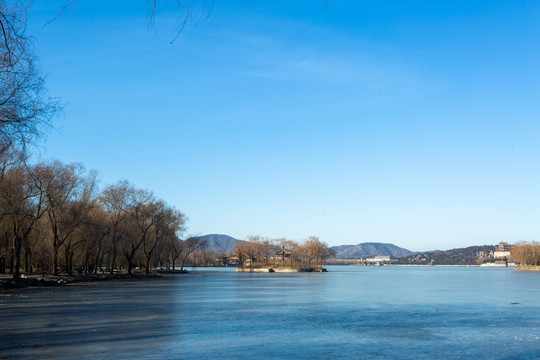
1;266;540;359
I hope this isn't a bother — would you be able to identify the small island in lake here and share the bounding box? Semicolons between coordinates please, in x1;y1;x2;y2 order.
233;236;333;272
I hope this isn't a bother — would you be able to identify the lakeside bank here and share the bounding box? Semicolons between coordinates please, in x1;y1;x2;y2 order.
0;270;189;292
516;265;540;271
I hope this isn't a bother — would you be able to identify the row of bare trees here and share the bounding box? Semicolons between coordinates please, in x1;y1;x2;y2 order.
0;3;213;279
0;151;207;278
511;241;540;266
233;235;335;268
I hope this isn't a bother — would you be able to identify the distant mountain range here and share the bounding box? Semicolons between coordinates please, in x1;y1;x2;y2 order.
196;234;244;253
198;234;501;265
199;234;414;259
394;245;497;265
331;242;414;259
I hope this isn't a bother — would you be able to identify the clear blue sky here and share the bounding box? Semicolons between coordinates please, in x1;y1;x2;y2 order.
26;0;540;251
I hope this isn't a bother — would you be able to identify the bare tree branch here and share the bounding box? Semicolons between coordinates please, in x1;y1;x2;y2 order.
0;2;60;154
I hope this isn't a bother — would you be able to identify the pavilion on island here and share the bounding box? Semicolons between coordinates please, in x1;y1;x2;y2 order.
274;247;292;262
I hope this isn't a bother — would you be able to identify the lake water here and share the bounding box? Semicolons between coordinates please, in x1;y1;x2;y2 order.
1;266;540;359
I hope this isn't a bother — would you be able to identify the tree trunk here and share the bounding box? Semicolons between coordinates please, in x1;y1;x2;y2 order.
94;248;102;274
24;246;32;273
180;255;189;271
51;219;60;276
127;255;133;275
9;249;14;274
110;233;117;275
84;251;90;275
68;251;74;276
110;247;116;274
0;235;6;274
64;247;70;276
12;236;22;279
145;255;151;274
108;226;122;275
53;240;59;276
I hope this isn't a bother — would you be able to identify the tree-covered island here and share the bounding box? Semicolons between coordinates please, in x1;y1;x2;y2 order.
233;236;335;272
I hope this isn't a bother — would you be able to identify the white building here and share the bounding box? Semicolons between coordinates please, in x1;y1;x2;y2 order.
493;251;511;259
366;255;391;263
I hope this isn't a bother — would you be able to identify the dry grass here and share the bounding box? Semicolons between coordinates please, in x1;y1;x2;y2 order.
516;265;540;271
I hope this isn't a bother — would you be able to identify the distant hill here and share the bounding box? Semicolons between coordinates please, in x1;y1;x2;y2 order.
394;245;497;265
332;242;414;259
196;234;244;253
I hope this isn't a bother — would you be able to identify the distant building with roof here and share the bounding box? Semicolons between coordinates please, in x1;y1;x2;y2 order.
494;241;511;259
274;247;292;262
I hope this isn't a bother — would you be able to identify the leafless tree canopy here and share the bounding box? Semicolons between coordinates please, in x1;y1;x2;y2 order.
511;241;540;266
148;0;215;43
0;159;189;278
234;235;334;269
54;0;214;44
0;2;59;154
1;0;218;155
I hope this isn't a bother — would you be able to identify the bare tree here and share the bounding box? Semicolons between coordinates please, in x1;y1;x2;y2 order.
247;235;276;265
0;162;47;278
142;203;185;274
0;149;21;273
51;1;214;44
270;238;299;268
100;180;132;274
511;241;540;266
32;225;51;276
0;219;9;273
166;236;184;270
77;205;110;274
61;173;97;275
301;236;334;266
0;2;59;153
191;248;215;267
302;236;320;265
234;241;257;267
122;189;161;275
41;161;96;275
179;236;207;271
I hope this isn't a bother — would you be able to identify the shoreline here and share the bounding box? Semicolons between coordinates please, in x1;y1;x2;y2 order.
390;264;482;267
0;270;188;292
515;265;540;271
236;267;327;273
4;264;535;292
